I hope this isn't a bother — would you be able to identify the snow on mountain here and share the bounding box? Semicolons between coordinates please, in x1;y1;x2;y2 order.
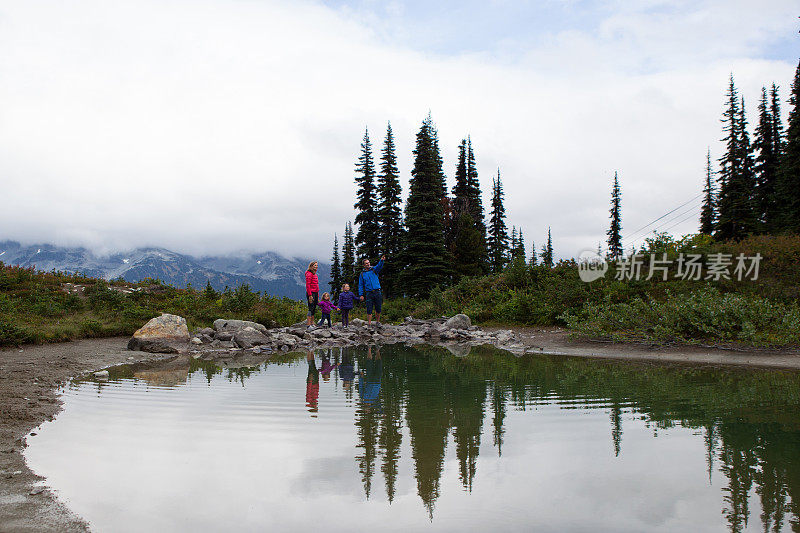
0;240;330;299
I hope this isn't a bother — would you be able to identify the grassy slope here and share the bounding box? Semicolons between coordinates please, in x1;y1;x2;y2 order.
2;235;800;348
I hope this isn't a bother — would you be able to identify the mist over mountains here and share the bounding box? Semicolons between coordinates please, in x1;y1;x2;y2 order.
0;241;330;299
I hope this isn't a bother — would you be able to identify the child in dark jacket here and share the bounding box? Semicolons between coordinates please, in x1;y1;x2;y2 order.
317;293;338;327
337;283;357;327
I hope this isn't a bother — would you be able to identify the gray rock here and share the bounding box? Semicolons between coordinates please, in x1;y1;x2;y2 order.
444;314;471;330
190;337;203;345
351;318;366;326
198;327;215;337
93;370;109;379
233;327;271;349
213;319;268;335
444;343;472;357
127;313;190;353
215;331;234;341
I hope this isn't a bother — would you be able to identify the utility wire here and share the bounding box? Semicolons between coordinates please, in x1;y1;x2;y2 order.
622;199;703;248
620;193;702;244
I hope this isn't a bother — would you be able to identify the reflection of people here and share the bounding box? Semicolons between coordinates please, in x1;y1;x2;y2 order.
305;351;319;414
319;352;337;382
339;350;356;398
358;255;386;326
358;345;382;406
305;261;319;329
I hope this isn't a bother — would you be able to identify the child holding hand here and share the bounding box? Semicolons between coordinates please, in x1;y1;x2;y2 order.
337;283;357;328
317;292;338;328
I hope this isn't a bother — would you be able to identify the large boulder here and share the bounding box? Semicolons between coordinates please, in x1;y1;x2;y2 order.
443;314;472;330
128;314;189;353
233;327;271;349
213;319;268;335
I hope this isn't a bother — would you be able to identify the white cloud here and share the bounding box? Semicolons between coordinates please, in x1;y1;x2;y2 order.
0;0;795;259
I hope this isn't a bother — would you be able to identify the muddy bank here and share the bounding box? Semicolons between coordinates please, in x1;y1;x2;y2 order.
2;330;799;532
0;338;175;532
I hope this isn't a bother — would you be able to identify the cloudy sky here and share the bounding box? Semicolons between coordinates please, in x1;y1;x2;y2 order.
0;0;796;260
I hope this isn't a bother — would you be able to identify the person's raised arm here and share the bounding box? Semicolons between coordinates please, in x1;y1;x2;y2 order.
373;255;386;274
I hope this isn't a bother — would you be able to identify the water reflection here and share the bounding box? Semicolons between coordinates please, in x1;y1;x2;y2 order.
31;345;800;532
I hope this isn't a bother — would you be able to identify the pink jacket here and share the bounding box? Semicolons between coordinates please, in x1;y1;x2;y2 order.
318;300;338;314
305;270;319;295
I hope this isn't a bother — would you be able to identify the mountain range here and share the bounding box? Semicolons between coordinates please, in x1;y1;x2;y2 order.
0;240;330;299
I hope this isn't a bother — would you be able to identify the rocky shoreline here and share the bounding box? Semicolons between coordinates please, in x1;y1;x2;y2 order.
127;313;529;360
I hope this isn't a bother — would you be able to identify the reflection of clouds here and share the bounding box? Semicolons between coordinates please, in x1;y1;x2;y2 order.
288;455;364;499
24;354;794;532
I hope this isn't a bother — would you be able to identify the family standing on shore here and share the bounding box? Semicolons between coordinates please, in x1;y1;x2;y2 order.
305;255;386;329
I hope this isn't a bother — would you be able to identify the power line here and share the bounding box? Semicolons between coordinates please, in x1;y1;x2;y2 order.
620;193;702;244
622;199;703;248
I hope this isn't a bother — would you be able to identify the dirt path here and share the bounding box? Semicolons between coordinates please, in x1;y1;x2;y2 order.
1;331;798;532
491;326;800;369
0;338;174;532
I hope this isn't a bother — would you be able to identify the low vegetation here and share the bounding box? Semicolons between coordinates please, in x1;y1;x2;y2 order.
2;234;799;349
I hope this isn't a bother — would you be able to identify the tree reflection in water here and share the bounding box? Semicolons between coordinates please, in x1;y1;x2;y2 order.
185;344;800;532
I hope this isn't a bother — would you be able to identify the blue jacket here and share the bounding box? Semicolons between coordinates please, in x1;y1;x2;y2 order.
358;259;384;296
338;291;357;310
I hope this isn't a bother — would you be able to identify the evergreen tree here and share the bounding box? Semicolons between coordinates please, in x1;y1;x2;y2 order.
466;137;487;267
770;83;785;158
449;137;487;276
516;229;526;260
450;211;484;279
777;60;800;233
607;171;623;258
510;226;518;258
528;241;537;266
452;140;469;206
330;234;342;295
716;77;756;240
354;128;380;261
541;227;554;267
487;170;509;273
398;114;450;297
377;121;404;297
342;221;356;288
700;149;716;235
203;280;219;300
754;87;779;232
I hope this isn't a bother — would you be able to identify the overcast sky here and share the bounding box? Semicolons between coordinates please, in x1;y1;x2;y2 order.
0;0;796;260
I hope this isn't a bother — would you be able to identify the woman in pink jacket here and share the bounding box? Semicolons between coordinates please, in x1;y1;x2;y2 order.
305;261;319;328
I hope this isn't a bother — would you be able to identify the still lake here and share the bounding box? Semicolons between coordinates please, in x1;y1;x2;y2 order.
25;344;800;532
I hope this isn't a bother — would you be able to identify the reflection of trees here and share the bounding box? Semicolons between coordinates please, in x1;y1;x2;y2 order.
168;344;800;530
357;344;800;530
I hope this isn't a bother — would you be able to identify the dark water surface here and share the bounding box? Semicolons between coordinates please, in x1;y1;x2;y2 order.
25;345;800;532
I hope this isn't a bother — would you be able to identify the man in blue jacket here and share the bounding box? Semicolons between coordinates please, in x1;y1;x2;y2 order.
358;255;386;326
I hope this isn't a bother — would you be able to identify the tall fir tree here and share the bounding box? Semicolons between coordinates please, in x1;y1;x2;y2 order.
777;60;800;233
354;128;380;262
342;221;356;288
516;229;526;260
398;114;450;297
753;87;779;232
449;137;487;276
607;171;623;258
452;140;469;206
487;170;509;273
770;83;785;158
377;122;404;297
716;77;756;240
528;240;537;266
510;226;518;258
700;149;716;235
330;234;342;295
466;137;488;268
541;228;554;267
